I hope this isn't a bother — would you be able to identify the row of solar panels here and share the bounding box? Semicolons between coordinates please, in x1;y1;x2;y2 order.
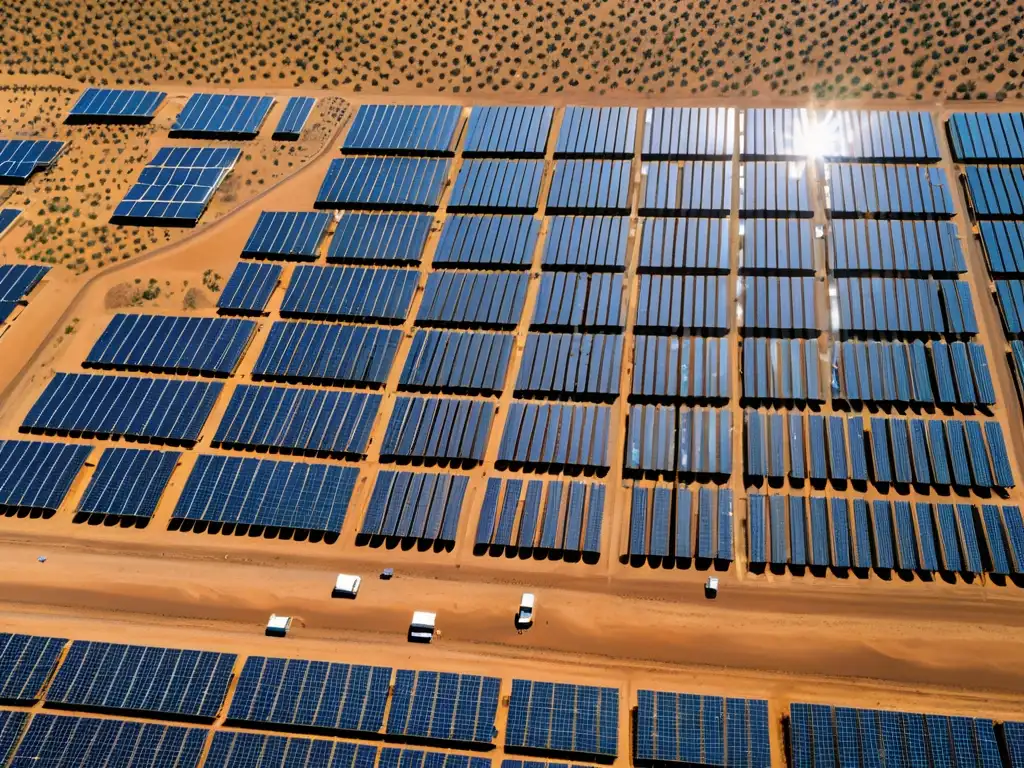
0;139;64;183
624;405;733;477
626;485;734;563
0;263;48;325
749;493;1024;576
833;276;977;336
744;411;1014;490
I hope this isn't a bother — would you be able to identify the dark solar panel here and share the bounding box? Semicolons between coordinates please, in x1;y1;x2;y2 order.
543;216;628;272
217;262;281;315
515;333;623;401
463;106;554;157
360;471;470;545
316;157;451;210
0;208;23;239
0;631;67;702
434;215;540;269
273;96;317;139
533;272;624;331
0;710;27;765
639;218;729;273
0;264;48;324
505;678;619;757
171;93;274;138
399;330;514;395
343;105;462;155
327;213;434;265
635;274;730;333
77;447;180;519
281;266;419;323
449;160;545;213
386;669;501;744
417;271;528;329
0;139;65;183
948;112;1024;163
381;396;494;465
242;211;331;260
0;440;92;513
379;748;492;768
741;276;819;335
46;639;236;719
498;402;612;472
204;730;378;768
67;88;166;122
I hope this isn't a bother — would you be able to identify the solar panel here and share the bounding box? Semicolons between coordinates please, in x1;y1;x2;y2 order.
0;139;65;183
281;266;418;323
328;213;434;265
0;710;27;765
386;669;500;744
359;471;470;545
634;336;731;402
638;217;729;273
85;314;256;376
450;160;545;212
533;272;624;331
740;161;812;217
0;263;48;324
213;385;379;457
379;748;492;768
205;730;378;768
0;207;23;239
173;455;359;534
640;161;733;215
228;655;392;733
643;107;735;159
217;261;281;314
1006;721;1024;768
399;330;514;395
8;713;207;768
463;106;554;157
343;105;463;155
820;110;940;161
543;216;629;272
77;447;180;519
516;333;622;401
741;338;821;403
112;146;241;225
948;112;1024;162
0;631;67;702
635;274;730;332
46;639;236;719
242;211;331;260
0;439;92;513
67;87;166;122
499;402;611;472
742;108;809;159
829;220;965;274
171;93;274;138
740;276;818;334
547;160;632;214
833;277;973;336
316;157;451;210
555;107;637;158
418;271;527;329
254;321;401;387
740;218;814;273
434;215;540;269
381;396;494;465
626;405;732;477
22;373;222;445
273;96;317;140
505;678;618;757
825;163;953;218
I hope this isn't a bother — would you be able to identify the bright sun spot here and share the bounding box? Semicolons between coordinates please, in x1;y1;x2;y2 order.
794;115;841;159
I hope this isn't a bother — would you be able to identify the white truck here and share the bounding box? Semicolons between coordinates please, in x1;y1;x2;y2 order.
517;593;535;628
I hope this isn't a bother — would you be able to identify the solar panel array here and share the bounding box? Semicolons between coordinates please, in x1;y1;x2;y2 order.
0;207;21;238
204;731;377;768
0;710;26;765
505;678;619;758
386;669;500;744
0;631;67;702
343;105;463;155
464;106;554;157
0;139;65;183
242;211;331;260
255;322;401;387
627;485;734;563
359;470;469;545
316;158;451;210
0;440;92;514
67;88;166;122
0;263;48;324
635;689;770;768
112;146;241;225
171;93;274;138
328;213;434;265
217;261;282;314
76;447;180;520
274;96;317;140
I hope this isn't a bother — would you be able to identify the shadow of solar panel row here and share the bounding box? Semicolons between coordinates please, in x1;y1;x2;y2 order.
833;277;976;337
640;161;732;216
380;748;492;768
463;106;554;157
624;405;732;477
745;410;866;484
635;690;769;768
516;333;622;401
172;455;359;534
626;485;733;563
67;87;166;122
979;220;1024;275
543;216;628;272
387;669;500;745
228;655;391;734
171;94;274;138
381;396;493;466
830;219;965;274
741;275;818;335
819;110;941;161
282;266;418;323
0;632;66;702
789;702;1001;768
418;272;527;329
505;678;618;758
749;494;856;569
642;107;735;160
218;262;281;314
547;160;632;214
400;330;512;395
948;112;1024;162
867;415;1013;489
0;139;65;183
963;165;1024;219
0;207;21;238
825;163;953;219
556;106;637;158
635;274;730;333
328;213;434;265
274;96;316;140
533;273;624;331
242;211;331;260
450;160;544;213
639;217;729;273
0;710;26;765
498;402;611;473
359;471;468;546
741;108;808;159
47;640;235;720
8;713;207;768
22;373;222;445
254;322;400;387
316;158;451;210
434;215;540;269
832;340;995;407
0;264;48;324
740;162;812;217
76;447;180;520
206;730;376;768
112;146;240;225
0;440;91;514
213;385;380;458
742;338;821;403
343;105;463;156
475;477;605;558
633;336;730;403
740;218;814;273
85;314;256;376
